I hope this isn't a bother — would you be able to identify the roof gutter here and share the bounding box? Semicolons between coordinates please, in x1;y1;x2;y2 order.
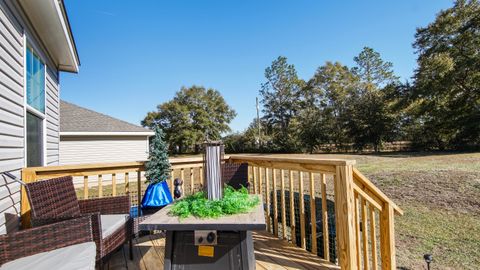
18;0;80;72
58;0;80;67
60;132;155;136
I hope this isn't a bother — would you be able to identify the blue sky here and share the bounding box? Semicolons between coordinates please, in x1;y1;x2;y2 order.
62;0;453;132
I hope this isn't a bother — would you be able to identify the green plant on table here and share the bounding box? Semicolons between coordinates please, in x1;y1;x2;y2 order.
170;186;259;219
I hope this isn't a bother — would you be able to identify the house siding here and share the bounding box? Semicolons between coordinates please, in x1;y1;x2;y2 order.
0;1;24;235
59;136;150;165
0;1;61;234
45;69;60;165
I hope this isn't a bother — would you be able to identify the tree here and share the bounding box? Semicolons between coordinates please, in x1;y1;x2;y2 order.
223;118;274;153
347;47;400;151
411;0;480;149
352;47;397;92
296;79;325;153
142;86;236;153
260;56;305;152
306;62;359;151
145;125;171;184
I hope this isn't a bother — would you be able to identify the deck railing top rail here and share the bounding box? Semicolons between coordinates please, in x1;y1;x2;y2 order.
230;154;356;166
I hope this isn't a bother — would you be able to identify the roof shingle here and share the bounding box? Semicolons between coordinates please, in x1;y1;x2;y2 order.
60;100;151;133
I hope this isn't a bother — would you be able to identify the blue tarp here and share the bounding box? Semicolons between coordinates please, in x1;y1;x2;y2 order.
141;181;173;210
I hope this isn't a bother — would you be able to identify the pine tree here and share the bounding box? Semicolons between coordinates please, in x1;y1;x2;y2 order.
145;125;171;184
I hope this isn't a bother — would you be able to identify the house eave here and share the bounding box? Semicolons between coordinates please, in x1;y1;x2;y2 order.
60;132;155;137
19;0;80;73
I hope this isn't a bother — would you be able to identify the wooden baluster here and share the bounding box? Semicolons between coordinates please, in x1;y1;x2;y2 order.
289;170;296;245
253;166;258;194
170;170;175;197
321;173;330;261
180;168;185;194
190;167;194;194
265;168;271;233
98;175;103;198
370;205;378;270
281;169;287;240
272;168;278;237
362;198;370;270
299;171;306;249
83;175;89;199
248;166;252;193
258;167;263;196
380;203;396;270
125;172;129;194
199;167;204;189
112;173;117;196
355;194;361;269
137;171;142;215
333;165;357;270
309;172;317;254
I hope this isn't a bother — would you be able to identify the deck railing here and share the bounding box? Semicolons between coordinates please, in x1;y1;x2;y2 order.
20;155;402;270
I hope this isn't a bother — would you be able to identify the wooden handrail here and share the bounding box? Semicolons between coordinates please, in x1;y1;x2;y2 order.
230;154;356;166
20;158;206;229
20;155;401;270
353;167;403;215
228;155;401;270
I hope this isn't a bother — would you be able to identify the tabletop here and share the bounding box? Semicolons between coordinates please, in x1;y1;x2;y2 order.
139;195;266;231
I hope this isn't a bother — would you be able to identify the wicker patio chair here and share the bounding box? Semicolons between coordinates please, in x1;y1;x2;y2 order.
25;176;133;269
0;216;96;270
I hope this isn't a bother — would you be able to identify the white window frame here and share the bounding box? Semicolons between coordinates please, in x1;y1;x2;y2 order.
23;35;47;167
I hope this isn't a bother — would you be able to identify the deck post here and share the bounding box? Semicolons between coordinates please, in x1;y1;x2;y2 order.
333;165;357;270
20;169;37;228
380;203;396;270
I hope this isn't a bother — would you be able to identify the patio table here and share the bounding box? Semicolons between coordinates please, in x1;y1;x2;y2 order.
139;195;266;270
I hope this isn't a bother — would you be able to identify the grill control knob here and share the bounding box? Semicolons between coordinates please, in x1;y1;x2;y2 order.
207;232;216;243
198;236;203;243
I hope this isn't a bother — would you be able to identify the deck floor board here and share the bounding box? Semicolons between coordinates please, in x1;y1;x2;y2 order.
107;231;338;270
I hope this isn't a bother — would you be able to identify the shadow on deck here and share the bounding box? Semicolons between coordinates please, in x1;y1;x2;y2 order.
105;231;338;270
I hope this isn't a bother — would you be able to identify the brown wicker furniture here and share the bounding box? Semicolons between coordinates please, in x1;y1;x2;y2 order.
25;176;133;269
0;216;96;269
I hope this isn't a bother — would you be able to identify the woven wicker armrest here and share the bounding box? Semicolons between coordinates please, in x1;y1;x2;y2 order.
0;216;93;265
79;195;131;215
31;213;83;227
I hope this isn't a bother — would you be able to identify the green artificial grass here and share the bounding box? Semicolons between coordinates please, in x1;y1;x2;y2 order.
170;186;260;219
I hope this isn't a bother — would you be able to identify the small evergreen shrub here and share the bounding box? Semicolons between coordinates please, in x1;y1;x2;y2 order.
170;186;259;219
145;125;171;184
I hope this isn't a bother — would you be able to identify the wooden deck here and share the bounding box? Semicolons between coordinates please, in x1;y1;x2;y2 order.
105;231;338;270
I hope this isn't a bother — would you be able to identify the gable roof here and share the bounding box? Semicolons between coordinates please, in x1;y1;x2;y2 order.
60;101;154;135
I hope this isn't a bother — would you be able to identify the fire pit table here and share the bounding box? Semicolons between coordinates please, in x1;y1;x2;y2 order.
139;195;265;270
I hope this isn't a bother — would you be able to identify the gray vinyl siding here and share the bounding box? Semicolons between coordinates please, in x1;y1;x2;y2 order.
0;1;24;235
59;136;150;165
45;69;60;165
0;1;61;234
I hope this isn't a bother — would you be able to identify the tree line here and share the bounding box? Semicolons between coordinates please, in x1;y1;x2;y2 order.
143;1;479;154
225;0;480;153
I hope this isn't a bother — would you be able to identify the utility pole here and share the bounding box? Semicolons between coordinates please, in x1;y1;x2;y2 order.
256;97;261;146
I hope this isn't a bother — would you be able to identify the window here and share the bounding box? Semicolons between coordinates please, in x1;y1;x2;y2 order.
26;46;45;113
26;112;43;167
25;45;45;167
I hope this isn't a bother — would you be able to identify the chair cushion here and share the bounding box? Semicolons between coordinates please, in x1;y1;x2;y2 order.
0;242;96;270
101;214;129;239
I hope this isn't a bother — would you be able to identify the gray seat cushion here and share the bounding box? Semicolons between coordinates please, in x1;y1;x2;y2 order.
1;242;96;270
101;214;129;239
